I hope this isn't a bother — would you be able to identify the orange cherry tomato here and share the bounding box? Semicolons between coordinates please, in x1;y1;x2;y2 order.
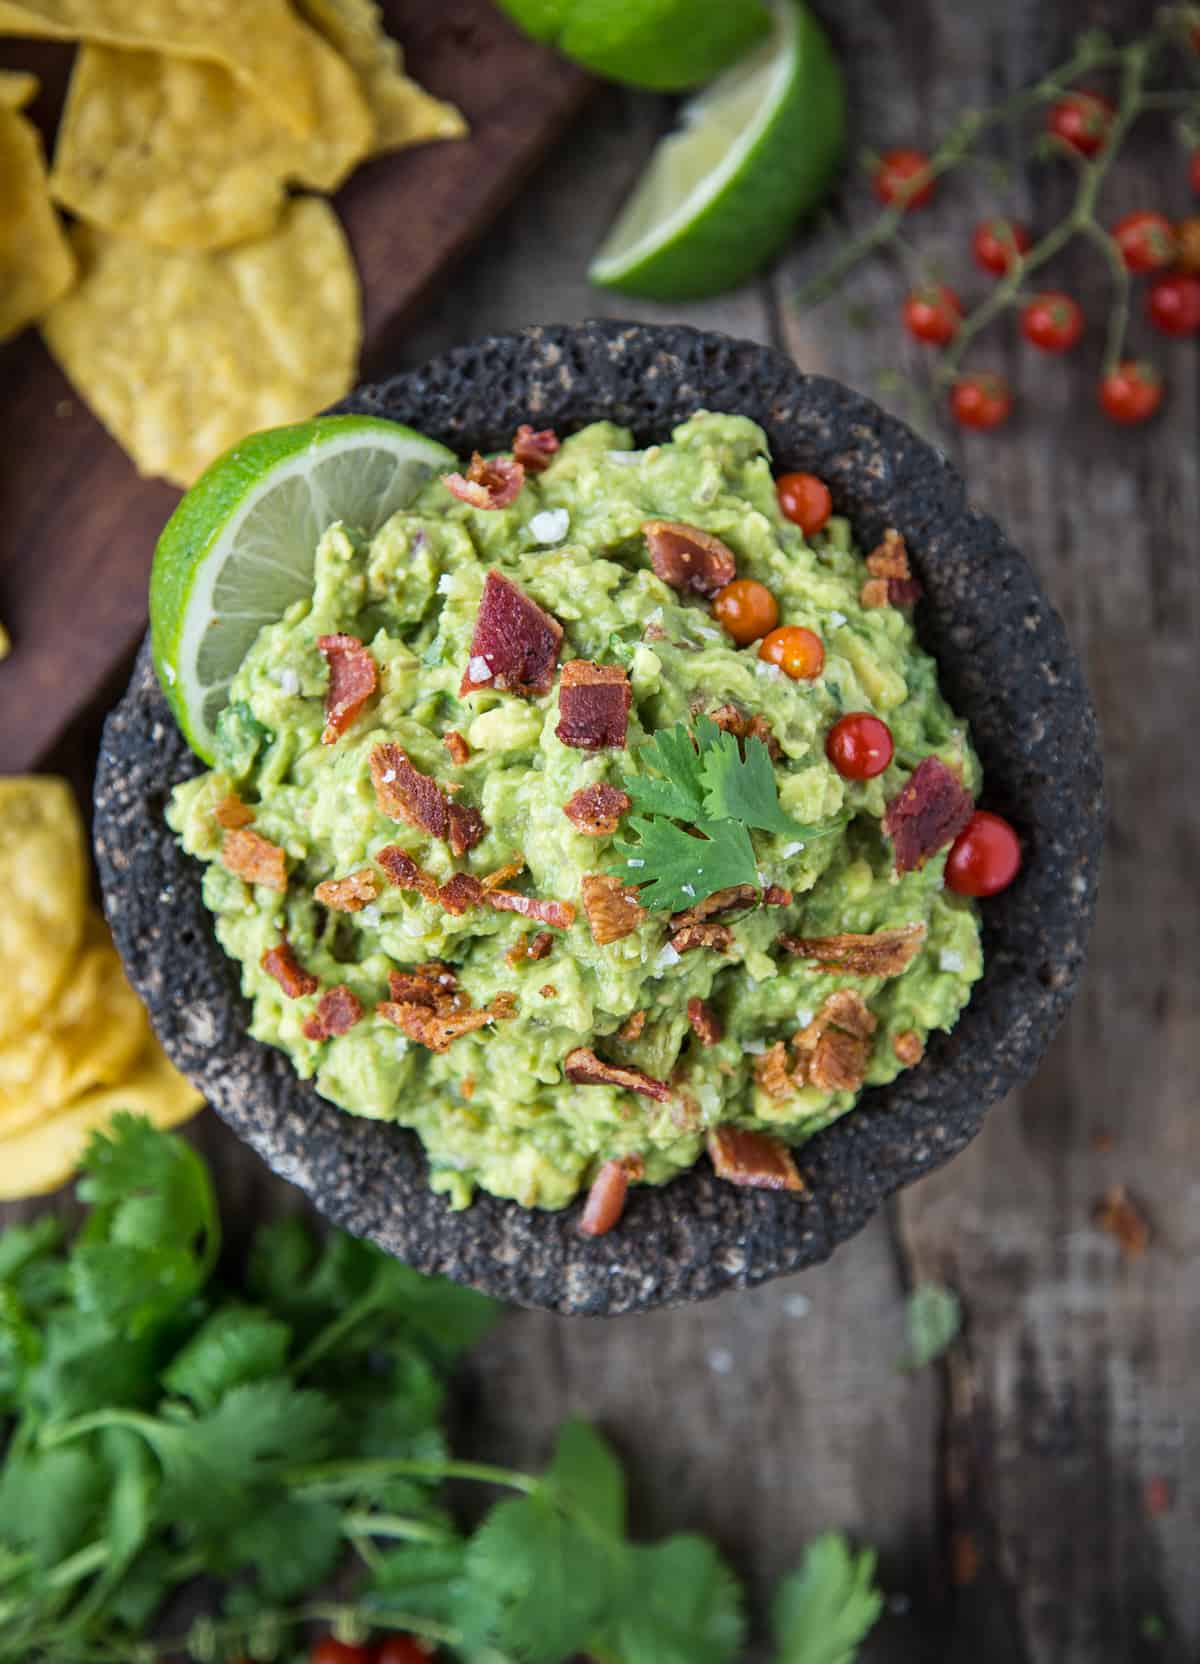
712;579;779;646
776;471;833;536
758;626;825;681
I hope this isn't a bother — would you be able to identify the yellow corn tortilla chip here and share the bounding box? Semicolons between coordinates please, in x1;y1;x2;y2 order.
0;66;37;107
41;198;361;487
50;31;371;252
0;0;317;137
0;621;9;659
0;82;76;344
0;910;151;1140
296;0;466;153
0;777;87;1048
0;1041;203;1200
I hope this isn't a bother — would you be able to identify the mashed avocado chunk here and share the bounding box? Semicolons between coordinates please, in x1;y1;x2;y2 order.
169;413;982;1212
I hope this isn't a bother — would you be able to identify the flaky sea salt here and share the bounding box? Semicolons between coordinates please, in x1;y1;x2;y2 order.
744;1039;768;1056
755;659;784;682
681;883;696;898
360;904;381;927
781;841;805;858
656;944;680;969
276;668;300;696
529;508;569;544
626;857;645;869
436;572;453;594
467;655;492;682
829;610;847;627
939;949;965;973
607;450;641;466
796;1008;814;1029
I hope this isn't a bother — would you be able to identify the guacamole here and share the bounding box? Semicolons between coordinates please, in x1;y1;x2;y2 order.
168;413;982;1212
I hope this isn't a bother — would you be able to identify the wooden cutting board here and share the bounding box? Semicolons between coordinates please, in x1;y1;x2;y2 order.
0;1;591;775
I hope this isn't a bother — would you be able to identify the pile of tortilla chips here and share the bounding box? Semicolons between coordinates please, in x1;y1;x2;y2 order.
0;776;202;1199
0;0;465;486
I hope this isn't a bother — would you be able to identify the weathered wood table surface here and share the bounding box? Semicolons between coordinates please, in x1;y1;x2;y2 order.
4;0;1197;1659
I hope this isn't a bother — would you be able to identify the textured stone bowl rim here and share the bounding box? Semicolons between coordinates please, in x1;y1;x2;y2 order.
95;321;1103;1316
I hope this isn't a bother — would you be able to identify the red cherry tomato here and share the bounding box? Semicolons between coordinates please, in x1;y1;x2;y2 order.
1020;291;1085;353
872;148;935;210
758;626;825;681
950;373;1013;431
945;810;1021;897
776;471;833;537
712;579;779;646
972;217;1032;275
1098;360;1163;425
1146;271;1200;336
826;713;894;780
376;1638;432;1664
1046;89;1113;157
310;1640;373;1664
1192;150;1200;197
1112;211;1176;273
902;285;963;345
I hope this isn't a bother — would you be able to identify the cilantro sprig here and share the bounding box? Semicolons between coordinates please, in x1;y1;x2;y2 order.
0;1119;884;1663
614;717;835;912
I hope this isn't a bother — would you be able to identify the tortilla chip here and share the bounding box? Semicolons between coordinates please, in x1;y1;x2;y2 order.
0;621;9;659
50;29;372;251
0;1040;204;1200
41;198;361;487
0;81;76;344
0;0;317;137
297;0;466;152
0;777;88;1048
0;911;151;1139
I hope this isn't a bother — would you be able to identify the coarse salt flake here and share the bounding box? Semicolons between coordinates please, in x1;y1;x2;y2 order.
829;610;847;627
436;572;453;594
360;904;381;926
607;450;641;466
744;1039;768;1055
277;668;300;696
626;857;645;869
467;655;493;683
529;508;569;544
656;944;680;969
939;949;965;973
681;883;696;898
796;1008;814;1029
781;841;805;858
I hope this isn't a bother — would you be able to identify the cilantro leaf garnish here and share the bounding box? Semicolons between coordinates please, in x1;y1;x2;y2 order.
700;727;806;835
615;813;759;912
772;1531;885;1664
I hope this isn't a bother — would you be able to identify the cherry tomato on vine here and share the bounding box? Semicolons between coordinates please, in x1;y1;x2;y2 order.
310;1640;373;1664
1176;216;1200;275
1098;361;1163;425
945;811;1021;897
758;626;825;681
902;285;963;345
776;471;832;536
950;373;1013;431
872;148;935;210
972;217;1032;275
1112;211;1176;273
826;714;894;780
376;1637;433;1664
1146;272;1200;336
712;579;779;646
1020;291;1085;353
1046;89;1113;157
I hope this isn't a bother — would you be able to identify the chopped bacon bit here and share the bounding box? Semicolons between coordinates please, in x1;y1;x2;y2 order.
370;743;488;852
222;828;287;892
763;885;792;907
860;578;890;609
894;1029;925;1067
213;793;254;829
809;1027;873;1092
754;1041;795;1101
687;997;723;1047
670;921;735;955
302;984;363;1041
797;988;877;1047
539;983;557;998
564;1046;673;1102
438;872;486;915
888;577;924;607
512;424;560;472
643;519;737;596
617;1010;646;1043
866;528;911;579
481;856;526;890
671;884;758;931
376;844;440;902
861;529;923;609
556;660;632;752
1094;1184;1150;1259
459;569;563;697
563;782;631;835
581;874;645;945
314;868;380;913
527;930;554;960
261;938;318;999
448;800;487;858
486;889;576;930
884;758;974;874
317;633;377;744
579;1158;630;1237
386;963;458;1006
709;704;781;760
444;729;471;765
443;452;525;510
377;964;516;1053
707;1126;805;1192
779;922;928;977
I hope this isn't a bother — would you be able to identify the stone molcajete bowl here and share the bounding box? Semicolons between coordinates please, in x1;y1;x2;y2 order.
94;321;1103;1316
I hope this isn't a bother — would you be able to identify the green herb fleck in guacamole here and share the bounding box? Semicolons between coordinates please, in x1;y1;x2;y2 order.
169;413;983;1215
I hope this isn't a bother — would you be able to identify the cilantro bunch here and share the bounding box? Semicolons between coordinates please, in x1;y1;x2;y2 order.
0;1120;883;1663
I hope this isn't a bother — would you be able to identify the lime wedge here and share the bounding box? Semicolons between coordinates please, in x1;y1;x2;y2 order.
588;0;844;300
150;416;456;763
498;0;771;92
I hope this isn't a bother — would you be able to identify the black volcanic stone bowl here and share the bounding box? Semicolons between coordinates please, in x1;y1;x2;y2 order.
94;321;1103;1316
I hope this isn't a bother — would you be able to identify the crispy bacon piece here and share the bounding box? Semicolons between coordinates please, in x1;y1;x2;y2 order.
481;856;526;890
671;884;758;931
797;988;877;1047
539;983;557;998
370;743;488;852
617;1010;646;1042
563;783;631;835
438;872;486;915
317;633;377;744
459;569;563;697
302;985;363;1041
486;889;576;930
581;874;645;945
754;1041;795;1101
376;845;440;902
385;963;458;1006
556;661;632;752
444;729;471;766
222;828;287;892
564;1046;672;1103
709;704;781;760
643;520;736;597
779;922;927;977
763;885;792;907
793;989;878;1094
378;970;517;1053
443;452;525;510
687;997;723;1047
512;424;560;472
314;868;380;913
670;921;735;955
707;1126;805;1192
505;930;555;967
213;793;254;829
448;801;487;858
261;939;318;999
883;758;974;875
894;1029;924;1066
579;1158;630;1238
861;528;923;609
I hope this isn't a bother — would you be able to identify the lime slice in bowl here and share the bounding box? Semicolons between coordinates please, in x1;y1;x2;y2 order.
588;0;844;300
150;415;456;763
